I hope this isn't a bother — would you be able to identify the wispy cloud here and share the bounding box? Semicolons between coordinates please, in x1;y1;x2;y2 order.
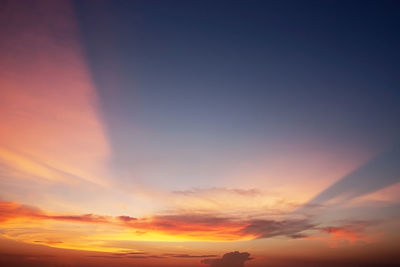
0;201;111;224
170;187;298;217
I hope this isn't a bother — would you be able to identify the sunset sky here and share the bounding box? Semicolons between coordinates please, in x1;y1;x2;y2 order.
0;0;400;266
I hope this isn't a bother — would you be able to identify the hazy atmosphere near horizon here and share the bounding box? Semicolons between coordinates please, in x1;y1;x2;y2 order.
1;0;400;266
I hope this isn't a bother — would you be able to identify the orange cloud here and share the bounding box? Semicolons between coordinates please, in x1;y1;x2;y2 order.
0;200;390;253
0;200;249;242
0;200;315;247
321;226;365;243
0;202;42;223
122;215;248;241
0;201;111;225
305;221;382;247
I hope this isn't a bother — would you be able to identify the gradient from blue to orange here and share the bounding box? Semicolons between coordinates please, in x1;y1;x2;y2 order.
0;0;399;266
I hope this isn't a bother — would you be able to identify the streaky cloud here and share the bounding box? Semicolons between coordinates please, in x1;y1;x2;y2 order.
240;219;315;239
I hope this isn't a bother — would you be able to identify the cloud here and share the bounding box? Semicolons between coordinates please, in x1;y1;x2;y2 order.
294;220;384;248
288;233;309;239
120;214;249;241
0;200;242;240
117;215;137;222
173;187;262;197
0;201;111;224
89;252;216;259
240;219;315;238
170;187;295;217
317;220;380;243
48;214;111;223
163;253;217;258
201;251;252;267
147;214;234;229
0;200;313;242
0;201;43;222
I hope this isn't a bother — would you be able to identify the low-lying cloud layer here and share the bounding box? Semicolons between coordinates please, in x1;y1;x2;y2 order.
0;199;385;252
201;251;252;267
0;200;312;242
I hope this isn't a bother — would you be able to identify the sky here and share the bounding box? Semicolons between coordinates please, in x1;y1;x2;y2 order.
0;0;399;266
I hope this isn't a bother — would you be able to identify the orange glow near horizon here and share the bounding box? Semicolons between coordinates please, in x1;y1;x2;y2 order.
0;200;256;250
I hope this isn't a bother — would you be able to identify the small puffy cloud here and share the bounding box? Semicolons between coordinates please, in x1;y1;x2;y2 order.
201;251;252;267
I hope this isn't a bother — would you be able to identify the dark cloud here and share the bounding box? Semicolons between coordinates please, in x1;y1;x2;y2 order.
163;253;217;258
88;254;165;259
318;220;380;235
201;251;252;267
117;215;137;222
89;252;216;259
48;214;110;223
0;201;111;224
240;219;314;239
152;214;232;227
288;233;308;239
